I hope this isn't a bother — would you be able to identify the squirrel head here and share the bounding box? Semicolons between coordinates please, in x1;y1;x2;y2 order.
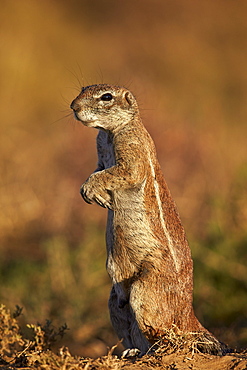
70;84;139;132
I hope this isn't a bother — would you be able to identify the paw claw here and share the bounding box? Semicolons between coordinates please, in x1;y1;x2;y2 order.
121;348;141;358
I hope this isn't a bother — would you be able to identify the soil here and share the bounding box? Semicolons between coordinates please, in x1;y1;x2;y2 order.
2;347;247;370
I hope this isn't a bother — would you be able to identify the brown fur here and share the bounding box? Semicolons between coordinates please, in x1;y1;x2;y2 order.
70;84;223;355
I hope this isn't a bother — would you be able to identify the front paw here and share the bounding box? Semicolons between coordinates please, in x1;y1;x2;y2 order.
80;180;113;209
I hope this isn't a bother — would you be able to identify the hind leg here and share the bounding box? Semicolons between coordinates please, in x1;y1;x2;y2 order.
108;285;132;349
108;285;150;354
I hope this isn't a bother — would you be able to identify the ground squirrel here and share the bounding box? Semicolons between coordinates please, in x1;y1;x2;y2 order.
70;84;223;355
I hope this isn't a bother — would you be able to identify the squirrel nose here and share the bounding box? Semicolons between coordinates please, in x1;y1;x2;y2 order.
70;99;80;112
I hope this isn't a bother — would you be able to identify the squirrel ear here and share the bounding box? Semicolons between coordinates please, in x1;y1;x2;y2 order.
124;91;136;106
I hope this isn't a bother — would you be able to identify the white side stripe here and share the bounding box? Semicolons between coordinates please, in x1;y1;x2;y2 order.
149;157;179;272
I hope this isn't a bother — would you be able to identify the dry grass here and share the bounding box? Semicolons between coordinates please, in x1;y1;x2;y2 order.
1;305;247;370
152;326;226;357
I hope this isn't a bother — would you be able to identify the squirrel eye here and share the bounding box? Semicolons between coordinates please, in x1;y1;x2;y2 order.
101;93;113;101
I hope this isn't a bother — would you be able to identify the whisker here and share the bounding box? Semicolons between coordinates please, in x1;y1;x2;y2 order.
60;91;71;107
76;62;85;87
66;66;82;91
95;66;104;85
51;112;73;125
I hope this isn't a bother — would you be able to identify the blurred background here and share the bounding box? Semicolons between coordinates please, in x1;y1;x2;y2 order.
0;0;247;357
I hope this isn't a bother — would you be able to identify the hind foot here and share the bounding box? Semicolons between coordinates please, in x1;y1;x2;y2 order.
121;348;141;358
